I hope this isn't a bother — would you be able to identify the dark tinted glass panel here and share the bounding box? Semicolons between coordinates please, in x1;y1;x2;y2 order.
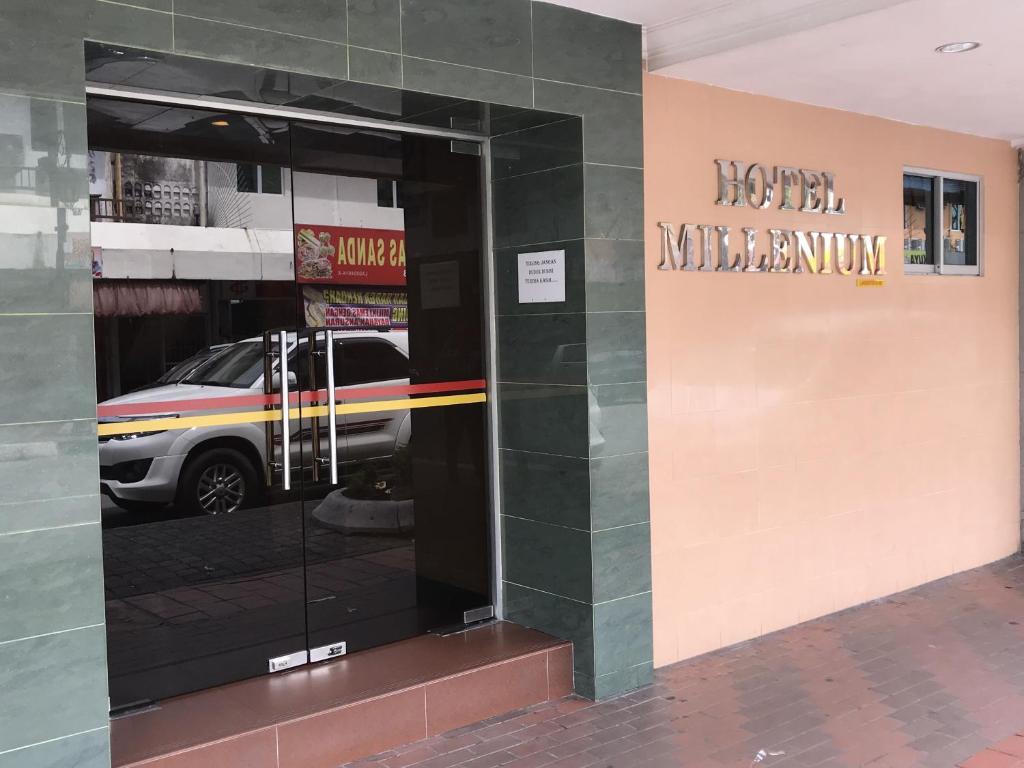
943;178;978;267
89;91;492;711
341;339;408;384
291;123;490;657
87;99;290;167
85;43;570;136
89;98;305;710
904;174;934;266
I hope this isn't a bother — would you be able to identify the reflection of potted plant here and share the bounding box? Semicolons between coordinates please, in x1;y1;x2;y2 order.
311;447;414;534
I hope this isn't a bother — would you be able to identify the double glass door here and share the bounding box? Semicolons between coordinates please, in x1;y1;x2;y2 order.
90;100;492;709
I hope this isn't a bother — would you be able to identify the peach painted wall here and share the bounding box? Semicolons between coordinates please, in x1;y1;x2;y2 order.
644;73;1021;667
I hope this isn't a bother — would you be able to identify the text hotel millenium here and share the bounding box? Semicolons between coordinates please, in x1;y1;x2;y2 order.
657;160;887;276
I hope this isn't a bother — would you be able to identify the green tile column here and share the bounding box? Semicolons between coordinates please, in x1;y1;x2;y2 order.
496;3;651;700
0;1;111;767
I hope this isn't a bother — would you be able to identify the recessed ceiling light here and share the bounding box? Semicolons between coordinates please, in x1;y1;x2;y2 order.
935;41;981;54
211;119;230;127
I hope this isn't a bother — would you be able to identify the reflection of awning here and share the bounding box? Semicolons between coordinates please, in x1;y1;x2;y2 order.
93;280;203;317
904;175;932;208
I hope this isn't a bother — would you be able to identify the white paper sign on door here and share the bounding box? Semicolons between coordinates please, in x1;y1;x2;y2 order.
517;250;565;304
420;260;460;309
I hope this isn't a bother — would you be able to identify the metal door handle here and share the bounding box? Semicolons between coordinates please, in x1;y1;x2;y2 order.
263;331;275;487
308;331;321;482
325;329;338;485
279;330;291;491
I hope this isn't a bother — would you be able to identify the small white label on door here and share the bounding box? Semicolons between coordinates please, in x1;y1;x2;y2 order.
310;642;348;663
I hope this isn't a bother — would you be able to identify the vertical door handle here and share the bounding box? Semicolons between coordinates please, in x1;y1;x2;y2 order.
325;330;338;485
263;331;274;488
279;330;291;491
308;331;321;482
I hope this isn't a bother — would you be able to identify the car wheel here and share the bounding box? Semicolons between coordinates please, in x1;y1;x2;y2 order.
178;448;259;515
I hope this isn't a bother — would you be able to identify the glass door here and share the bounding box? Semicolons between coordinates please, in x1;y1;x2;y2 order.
290;123;493;660
90;99;311;709
91;98;494;710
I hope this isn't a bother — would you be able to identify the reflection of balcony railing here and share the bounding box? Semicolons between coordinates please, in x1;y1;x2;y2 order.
0;166;37;192
91;195;200;226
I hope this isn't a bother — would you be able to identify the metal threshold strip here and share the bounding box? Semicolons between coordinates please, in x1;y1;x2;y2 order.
84;82;488;143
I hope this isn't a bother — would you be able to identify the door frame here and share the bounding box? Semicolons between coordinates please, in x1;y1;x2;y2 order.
87;81;505;621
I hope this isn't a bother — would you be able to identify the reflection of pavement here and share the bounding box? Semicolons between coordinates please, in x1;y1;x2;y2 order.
103;503;304;603
104;502;416;697
103;503;412;602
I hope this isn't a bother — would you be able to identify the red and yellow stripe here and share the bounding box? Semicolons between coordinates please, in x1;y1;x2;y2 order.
97;379;487;437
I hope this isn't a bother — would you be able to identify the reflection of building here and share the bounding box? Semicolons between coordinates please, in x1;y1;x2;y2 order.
904;201;928;255
944;198;966;257
88;151;408;399
90;152;200;225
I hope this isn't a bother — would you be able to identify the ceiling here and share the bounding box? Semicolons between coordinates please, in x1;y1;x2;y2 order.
545;0;1024;145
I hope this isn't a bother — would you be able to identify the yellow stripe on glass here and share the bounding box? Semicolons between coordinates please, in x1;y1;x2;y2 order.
97;392;487;437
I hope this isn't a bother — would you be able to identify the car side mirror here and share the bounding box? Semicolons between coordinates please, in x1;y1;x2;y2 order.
271;371;298;390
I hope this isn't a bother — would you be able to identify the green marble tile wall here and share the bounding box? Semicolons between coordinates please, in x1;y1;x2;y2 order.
0;3;648;762
490;4;650;700
0;4;110;767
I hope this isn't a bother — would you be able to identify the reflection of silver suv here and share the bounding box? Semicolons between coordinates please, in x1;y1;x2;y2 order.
135;343;230;390
99;331;410;515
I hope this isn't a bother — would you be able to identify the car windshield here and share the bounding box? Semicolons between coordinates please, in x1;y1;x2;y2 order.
154;347;222;386
183;341;265;388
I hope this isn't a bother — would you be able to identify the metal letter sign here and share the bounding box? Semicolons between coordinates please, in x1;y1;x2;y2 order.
659;161;885;277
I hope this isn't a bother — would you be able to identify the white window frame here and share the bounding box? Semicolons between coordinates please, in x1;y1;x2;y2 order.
903;166;983;276
237;163;284;195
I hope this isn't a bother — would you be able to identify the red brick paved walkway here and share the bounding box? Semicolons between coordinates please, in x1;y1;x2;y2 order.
961;732;1024;767
344;556;1024;768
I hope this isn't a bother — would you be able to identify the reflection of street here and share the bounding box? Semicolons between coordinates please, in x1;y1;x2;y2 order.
103;502;414;604
104;500;416;700
101;495;185;527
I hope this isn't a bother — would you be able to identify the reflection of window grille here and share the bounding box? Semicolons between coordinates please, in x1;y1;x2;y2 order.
90;182;199;225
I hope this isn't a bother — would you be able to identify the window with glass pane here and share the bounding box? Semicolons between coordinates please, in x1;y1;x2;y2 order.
261;164;283;194
903;170;980;275
236;162;257;193
942;178;978;267
903;174;934;266
376;178;394;208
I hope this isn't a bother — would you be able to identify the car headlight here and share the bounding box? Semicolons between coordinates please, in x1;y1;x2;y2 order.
102;414;179;441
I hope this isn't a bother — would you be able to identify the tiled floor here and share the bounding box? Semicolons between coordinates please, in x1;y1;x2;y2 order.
346;556;1024;768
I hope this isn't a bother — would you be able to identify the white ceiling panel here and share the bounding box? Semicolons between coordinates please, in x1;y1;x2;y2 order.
542;0;1024;143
